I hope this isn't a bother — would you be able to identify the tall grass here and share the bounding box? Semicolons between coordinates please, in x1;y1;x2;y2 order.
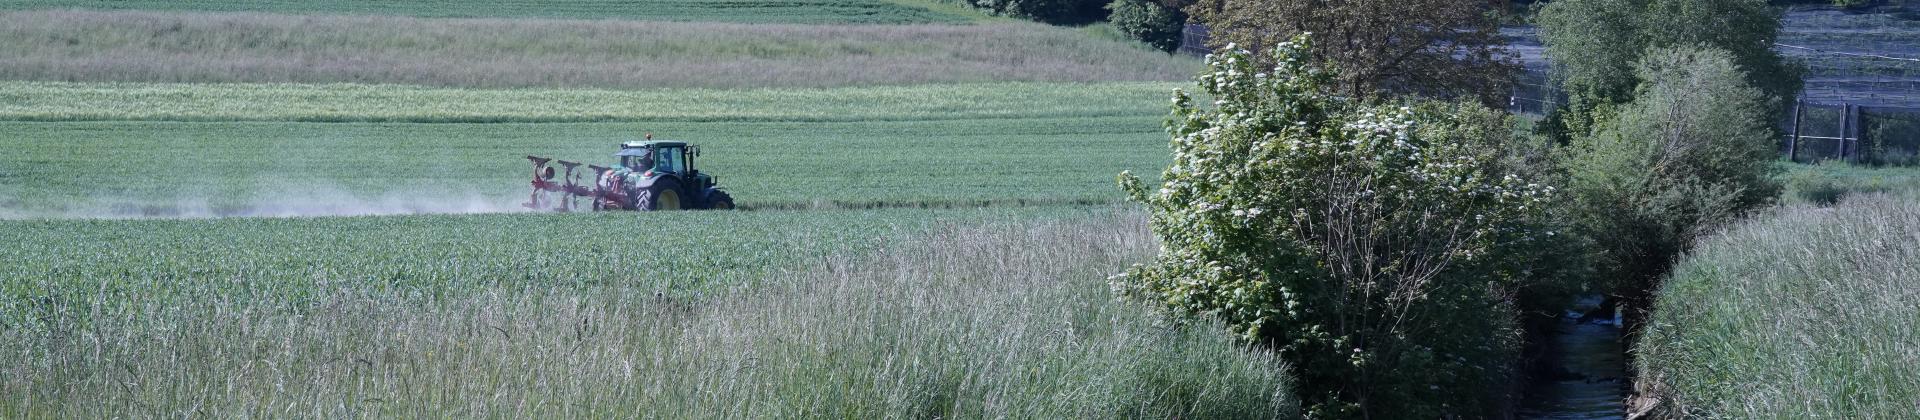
0;210;1296;417
0;81;1180;123
1634;192;1920;417
0;10;1194;89
0;0;977;23
1781;161;1920;205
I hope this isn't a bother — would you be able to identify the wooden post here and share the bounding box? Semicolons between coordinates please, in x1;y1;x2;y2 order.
1836;103;1849;161
1788;99;1803;162
1850;104;1864;164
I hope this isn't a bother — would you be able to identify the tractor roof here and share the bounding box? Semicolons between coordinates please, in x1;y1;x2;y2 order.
620;140;686;149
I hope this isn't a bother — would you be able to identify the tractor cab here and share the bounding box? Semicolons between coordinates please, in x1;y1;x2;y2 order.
617;140;691;176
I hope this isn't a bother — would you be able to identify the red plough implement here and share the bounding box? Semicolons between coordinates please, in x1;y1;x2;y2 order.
522;156;609;212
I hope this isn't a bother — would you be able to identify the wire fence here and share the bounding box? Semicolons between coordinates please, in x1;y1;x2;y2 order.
1506;8;1920;165
1786;102;1920;165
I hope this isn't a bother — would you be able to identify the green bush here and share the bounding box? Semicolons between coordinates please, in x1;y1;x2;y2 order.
1114;35;1553;417
1561;45;1781;300
1535;0;1800;140
1105;0;1184;52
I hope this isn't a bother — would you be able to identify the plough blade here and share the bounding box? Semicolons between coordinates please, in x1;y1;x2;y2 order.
523;155;603;212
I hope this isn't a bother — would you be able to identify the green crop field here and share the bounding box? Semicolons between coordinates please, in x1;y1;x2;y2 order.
0;0;977;23
0;81;1179;217
0;116;1167;216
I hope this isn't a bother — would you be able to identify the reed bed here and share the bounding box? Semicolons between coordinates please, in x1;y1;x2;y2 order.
1634;191;1920;418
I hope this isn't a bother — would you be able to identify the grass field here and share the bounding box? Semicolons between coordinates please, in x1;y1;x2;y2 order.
0;115;1168;216
0;0;978;23
0;11;1194;89
1780;161;1920;205
0;208;1297;417
0;79;1180;217
0;81;1180;123
1634;191;1920;417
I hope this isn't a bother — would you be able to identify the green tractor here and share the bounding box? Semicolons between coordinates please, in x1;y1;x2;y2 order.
523;139;735;212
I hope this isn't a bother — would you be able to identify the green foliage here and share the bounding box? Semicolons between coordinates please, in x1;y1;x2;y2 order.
0;0;975;23
1560;46;1782;292
1188;0;1518;104
1114;36;1552;417
1105;0;1186;52
1535;0;1802;137
1635;192;1920;418
957;0;1108;23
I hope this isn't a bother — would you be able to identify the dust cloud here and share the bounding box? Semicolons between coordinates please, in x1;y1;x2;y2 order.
0;183;538;220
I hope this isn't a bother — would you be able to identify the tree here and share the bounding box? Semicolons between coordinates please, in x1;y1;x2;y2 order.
1560;45;1782;324
1115;35;1553;418
1107;0;1186;52
1184;0;1519;105
1535;0;1801;137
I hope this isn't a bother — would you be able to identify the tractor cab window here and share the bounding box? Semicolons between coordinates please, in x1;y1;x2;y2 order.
653;147;685;174
621;151;654;171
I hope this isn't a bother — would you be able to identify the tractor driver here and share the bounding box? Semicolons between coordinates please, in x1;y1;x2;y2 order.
625;150;655;171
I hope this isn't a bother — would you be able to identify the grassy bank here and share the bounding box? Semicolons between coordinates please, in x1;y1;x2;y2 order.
0;81;1180;123
0;10;1192;89
1634;192;1920;417
0;0;977;23
0;209;1296;417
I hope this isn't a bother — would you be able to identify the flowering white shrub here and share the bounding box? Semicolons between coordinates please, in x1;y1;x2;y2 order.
1115;34;1554;417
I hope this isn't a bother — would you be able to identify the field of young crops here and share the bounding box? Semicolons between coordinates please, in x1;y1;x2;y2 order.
0;115;1168;216
0;207;1085;305
0;0;976;23
0;79;1179;217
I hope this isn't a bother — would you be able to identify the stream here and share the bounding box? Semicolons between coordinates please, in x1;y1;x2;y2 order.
1518;295;1629;419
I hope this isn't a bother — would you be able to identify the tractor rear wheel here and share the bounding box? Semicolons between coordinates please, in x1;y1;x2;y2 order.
707;190;735;210
630;178;684;211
